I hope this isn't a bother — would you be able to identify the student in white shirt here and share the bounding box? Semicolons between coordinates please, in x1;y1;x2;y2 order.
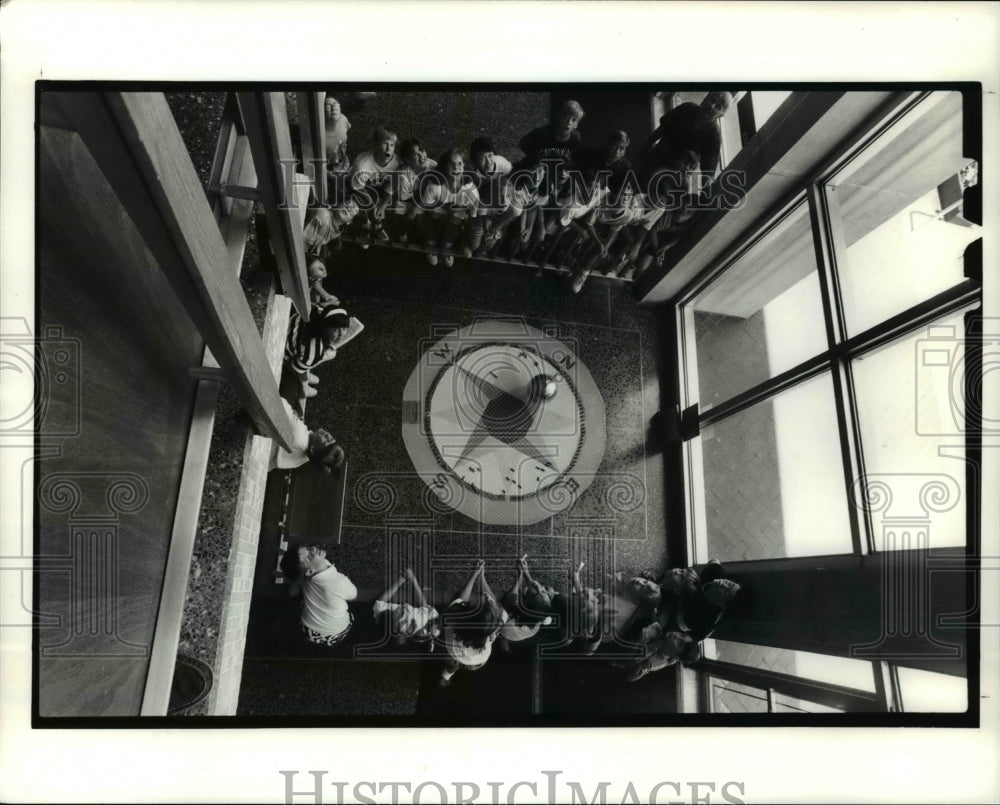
497;555;554;652
389;138;437;245
349;126;400;248
467;137;514;257
439;560;507;686
419;148;479;267
267;398;344;473
373;567;440;650
285;544;358;646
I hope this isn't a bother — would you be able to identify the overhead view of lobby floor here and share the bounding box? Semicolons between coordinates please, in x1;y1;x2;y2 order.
238;238;676;720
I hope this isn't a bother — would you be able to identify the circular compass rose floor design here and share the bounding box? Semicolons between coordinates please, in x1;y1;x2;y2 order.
402;319;607;525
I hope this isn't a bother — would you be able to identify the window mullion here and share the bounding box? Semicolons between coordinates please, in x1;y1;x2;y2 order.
808;184;868;555
675;304;709;562
737;92;757;147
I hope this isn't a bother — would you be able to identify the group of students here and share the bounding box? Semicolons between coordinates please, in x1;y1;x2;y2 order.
280;546;742;686
300;90;735;294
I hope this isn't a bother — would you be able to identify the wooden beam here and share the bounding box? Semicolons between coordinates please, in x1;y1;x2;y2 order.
237;91;311;318
205;95;242;220
53;91;296;450
215;182;261;202
141;371;220;715
217;133;258;275
205;95;259;275
296;90;327;202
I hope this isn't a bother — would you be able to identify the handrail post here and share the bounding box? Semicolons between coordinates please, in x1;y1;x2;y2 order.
297;90;327;204
237;91;312;319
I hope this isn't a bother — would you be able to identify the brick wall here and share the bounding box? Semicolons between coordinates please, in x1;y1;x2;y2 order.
208;289;293;714
177;283;292;715
209;433;272;714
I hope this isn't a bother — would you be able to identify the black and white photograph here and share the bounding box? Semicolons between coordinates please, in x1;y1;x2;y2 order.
2;2;998;804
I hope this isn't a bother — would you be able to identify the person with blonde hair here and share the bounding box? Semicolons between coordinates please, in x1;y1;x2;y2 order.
373;567;440;650
517;99;586;228
350;125;399;247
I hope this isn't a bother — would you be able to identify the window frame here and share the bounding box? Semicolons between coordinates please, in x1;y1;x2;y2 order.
697;658;887;713
675;90;982;565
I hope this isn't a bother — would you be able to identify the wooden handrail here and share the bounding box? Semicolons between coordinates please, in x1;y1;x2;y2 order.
54;91;297;450
237;91;312;319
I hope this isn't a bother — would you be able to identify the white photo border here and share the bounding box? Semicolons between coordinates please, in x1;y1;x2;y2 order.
2;1;998;803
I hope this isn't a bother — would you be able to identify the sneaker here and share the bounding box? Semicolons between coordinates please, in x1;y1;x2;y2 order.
443;254;454;267
426;252;438;266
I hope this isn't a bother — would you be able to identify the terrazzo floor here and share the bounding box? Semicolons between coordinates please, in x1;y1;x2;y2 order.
238;240;677;722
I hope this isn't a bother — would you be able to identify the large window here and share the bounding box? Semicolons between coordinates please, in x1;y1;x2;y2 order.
677;91;980;714
680;90;980;565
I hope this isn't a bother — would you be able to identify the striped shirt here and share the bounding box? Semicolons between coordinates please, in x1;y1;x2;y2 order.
285;305;350;374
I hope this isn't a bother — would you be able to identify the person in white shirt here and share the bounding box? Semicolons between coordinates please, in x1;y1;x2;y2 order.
467;137;514;256
497;554;554;652
323;96;351;167
373;567;440;650
440;560;507;686
419;148;479;267
389;138;437;245
267;398;344;472
349;126;400;248
286;544;358;646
